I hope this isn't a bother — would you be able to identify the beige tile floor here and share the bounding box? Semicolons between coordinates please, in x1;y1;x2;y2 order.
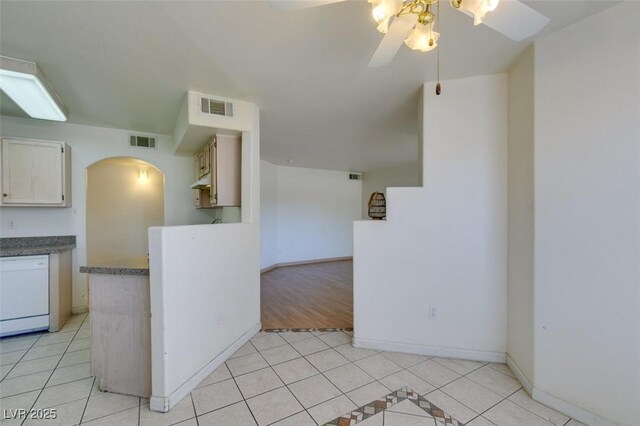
0;314;585;426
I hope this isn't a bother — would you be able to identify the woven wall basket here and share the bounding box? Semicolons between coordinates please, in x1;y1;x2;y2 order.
368;192;386;220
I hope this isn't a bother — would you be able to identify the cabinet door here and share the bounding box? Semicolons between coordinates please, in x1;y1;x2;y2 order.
201;145;210;176
212;135;241;207
209;138;217;206
193;157;201;207
2;139;64;205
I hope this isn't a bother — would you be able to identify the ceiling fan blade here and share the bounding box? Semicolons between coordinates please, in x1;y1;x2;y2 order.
368;14;417;68
269;0;348;11
481;0;550;41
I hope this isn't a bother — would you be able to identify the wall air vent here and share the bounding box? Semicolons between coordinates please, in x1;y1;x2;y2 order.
349;173;362;181
200;96;234;118
129;135;156;149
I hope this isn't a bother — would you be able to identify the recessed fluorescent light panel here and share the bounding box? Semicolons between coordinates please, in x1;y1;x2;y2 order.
0;56;68;121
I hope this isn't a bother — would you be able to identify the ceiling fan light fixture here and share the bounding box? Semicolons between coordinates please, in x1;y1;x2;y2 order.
369;0;403;33
404;22;439;52
451;0;500;25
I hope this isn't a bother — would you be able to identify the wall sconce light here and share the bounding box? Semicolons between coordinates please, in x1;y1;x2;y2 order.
138;169;149;184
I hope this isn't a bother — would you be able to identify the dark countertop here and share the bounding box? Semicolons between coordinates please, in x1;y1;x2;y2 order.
80;256;149;276
0;236;76;257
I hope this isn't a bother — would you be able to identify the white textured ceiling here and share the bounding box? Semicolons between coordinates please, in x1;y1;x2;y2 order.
0;1;616;171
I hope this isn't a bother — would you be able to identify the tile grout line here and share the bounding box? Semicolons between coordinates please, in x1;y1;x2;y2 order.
78;376;97;426
269;332;379;425
138;390;142;426
422;359;526;422
224;341;262;426
3;353;73;382
466;387;523;425
189;392;200;426
506;393;573;426
0;332;45;384
190;331;561;426
223;335;376;403
204;331;568;425
11;323;568;426
247;337;320;426
432;361;568;426
259;333;539;426
20;313;88;426
276;334;376;425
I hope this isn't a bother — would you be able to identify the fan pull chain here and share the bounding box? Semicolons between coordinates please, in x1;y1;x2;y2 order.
436;0;442;95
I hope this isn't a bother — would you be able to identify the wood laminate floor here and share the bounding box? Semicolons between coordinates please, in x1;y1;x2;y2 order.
260;260;353;330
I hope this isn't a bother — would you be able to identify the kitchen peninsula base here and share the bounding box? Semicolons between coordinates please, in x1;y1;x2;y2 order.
81;257;151;398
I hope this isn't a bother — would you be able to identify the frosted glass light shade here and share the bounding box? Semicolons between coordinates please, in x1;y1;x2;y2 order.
0;56;67;122
369;0;403;33
458;0;500;25
404;23;440;52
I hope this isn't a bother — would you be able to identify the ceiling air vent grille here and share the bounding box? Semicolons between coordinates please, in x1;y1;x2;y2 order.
200;96;234;118
349;173;362;181
129;135;156;149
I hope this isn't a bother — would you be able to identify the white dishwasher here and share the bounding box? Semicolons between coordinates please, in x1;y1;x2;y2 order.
0;255;50;337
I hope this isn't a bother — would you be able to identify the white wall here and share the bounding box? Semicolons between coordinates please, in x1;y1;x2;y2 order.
260;160;278;269
0;116;213;310
353;74;508;361
361;163;420;220
506;46;535;387
276;166;361;264
260;162;362;269
148;105;260;412
533;3;640;425
86;158;165;263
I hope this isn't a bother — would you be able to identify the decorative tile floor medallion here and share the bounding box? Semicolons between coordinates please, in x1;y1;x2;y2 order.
324;387;465;426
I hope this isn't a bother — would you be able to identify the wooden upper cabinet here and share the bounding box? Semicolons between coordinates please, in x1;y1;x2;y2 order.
1;138;71;207
192;134;240;209
194;157;201;207
201;145;210;177
209;135;241;207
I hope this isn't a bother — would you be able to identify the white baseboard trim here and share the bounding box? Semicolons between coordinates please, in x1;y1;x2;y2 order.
71;306;89;314
149;321;261;413
506;354;533;395
532;388;618;426
353;337;506;363
507;354;618;426
261;256;352;273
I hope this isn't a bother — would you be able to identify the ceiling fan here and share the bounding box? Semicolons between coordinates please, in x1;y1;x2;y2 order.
269;0;550;69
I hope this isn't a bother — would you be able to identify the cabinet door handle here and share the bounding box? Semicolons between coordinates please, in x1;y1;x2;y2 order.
2;193;7;197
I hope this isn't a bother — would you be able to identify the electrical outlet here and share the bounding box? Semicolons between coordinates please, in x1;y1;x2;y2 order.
429;305;437;320
9;220;15;228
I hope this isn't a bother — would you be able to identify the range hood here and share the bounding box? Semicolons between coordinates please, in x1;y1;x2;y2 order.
190;173;211;189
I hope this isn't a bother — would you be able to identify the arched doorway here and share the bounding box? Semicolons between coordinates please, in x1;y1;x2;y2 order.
86;157;164;263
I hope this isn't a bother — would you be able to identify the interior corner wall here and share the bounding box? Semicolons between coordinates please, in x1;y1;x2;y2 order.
260;160;278;269
259;163;362;269
532;3;640;425
353;74;507;361
0;116;213;311
276;166;362;264
361;163;421;220
506;45;535;387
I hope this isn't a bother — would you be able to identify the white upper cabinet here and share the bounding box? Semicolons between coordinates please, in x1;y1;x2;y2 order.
1;138;71;207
